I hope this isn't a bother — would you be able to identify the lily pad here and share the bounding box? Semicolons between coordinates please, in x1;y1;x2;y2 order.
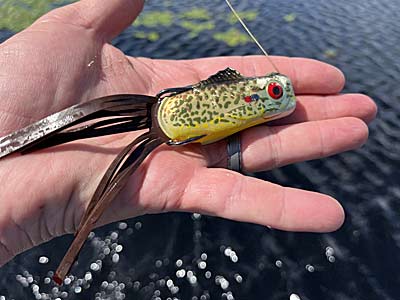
283;13;297;23
133;11;174;27
133;30;160;42
180;20;215;38
180;8;211;20
227;10;258;24
324;48;338;58
213;28;251;47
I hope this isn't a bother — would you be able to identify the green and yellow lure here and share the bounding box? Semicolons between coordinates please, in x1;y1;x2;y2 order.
157;68;296;145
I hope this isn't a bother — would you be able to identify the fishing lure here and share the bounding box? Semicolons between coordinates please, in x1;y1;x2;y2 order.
0;0;296;284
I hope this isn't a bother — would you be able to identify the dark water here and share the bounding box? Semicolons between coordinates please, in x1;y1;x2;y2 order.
0;0;399;299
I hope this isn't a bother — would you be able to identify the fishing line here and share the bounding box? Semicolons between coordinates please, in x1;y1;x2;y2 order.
224;0;280;72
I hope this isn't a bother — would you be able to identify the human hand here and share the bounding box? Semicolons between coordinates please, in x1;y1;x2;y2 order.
0;0;376;266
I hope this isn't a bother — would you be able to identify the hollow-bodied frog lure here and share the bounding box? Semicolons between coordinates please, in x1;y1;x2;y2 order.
0;0;296;284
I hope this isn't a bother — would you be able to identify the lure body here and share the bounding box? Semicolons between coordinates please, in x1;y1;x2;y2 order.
157;68;296;145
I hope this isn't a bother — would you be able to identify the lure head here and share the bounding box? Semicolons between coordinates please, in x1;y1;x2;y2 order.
246;72;296;122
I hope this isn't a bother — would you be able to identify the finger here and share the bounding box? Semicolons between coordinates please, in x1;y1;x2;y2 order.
205;117;368;173
183;56;345;95
272;93;377;125
179;168;344;232
41;0;144;41
245;117;368;172
133;56;343;95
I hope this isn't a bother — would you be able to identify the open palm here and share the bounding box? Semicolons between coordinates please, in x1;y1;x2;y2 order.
0;0;376;266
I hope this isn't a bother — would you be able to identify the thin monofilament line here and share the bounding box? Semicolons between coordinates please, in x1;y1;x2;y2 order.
224;0;280;73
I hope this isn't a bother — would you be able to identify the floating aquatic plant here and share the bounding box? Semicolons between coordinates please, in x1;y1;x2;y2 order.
0;0;76;31
133;11;174;27
227;10;258;24
180;8;211;20
180;20;215;38
323;48;338;58
213;28;251;47
283;13;297;23
133;30;160;42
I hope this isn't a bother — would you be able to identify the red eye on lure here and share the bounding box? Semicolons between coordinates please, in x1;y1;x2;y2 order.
268;82;283;99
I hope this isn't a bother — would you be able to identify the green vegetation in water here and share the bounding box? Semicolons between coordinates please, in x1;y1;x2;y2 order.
133;8;258;46
227;10;258;24
133;11;174;27
180;20;215;38
324;48;338;58
0;0;74;31
0;1;260;48
133;30;160;42
214;28;251;47
179;8;211;20
283;13;297;23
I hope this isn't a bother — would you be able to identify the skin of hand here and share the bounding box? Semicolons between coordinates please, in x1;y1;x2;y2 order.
0;0;377;266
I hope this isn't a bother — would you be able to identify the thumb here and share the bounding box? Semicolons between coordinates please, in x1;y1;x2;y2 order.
39;0;145;42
